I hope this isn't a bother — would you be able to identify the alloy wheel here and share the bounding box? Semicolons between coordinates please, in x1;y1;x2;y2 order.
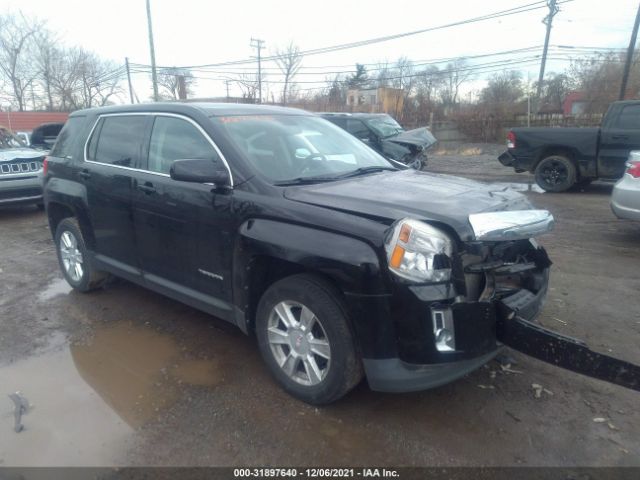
267;300;331;386
59;230;84;282
540;159;569;187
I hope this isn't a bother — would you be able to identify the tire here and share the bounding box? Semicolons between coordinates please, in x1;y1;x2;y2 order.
256;274;363;404
36;203;45;211
534;155;577;192
54;218;109;292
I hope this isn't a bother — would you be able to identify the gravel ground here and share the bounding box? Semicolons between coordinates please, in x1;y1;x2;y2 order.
0;151;639;467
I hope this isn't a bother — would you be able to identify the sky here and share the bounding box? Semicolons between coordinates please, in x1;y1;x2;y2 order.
1;0;638;103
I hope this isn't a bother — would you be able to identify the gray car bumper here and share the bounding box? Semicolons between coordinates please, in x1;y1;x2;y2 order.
0;174;43;205
611;174;640;221
363;348;503;393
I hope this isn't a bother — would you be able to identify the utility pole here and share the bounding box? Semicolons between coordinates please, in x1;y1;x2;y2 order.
535;0;559;111
146;0;159;102
125;57;134;104
225;80;230;101
619;2;640;100
250;38;265;103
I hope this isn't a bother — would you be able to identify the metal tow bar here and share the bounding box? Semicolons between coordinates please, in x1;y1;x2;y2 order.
497;314;640;392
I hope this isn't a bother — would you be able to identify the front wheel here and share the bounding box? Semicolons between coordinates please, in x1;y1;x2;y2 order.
256;274;363;404
54;218;109;292
534;155;576;192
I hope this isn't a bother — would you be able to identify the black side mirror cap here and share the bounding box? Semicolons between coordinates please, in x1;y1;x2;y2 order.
169;159;231;187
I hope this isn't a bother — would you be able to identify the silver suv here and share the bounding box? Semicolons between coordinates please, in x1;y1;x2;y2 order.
0;126;46;208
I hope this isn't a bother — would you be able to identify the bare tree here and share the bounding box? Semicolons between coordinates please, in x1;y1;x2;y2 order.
33;28;58;110
234;72;264;102
275;42;302;105
479;70;525;116
157;67;196;100
569;52;640;113
438;58;473;110
49;47;82;110
0;12;42;111
536;72;574;112
390;57;415;119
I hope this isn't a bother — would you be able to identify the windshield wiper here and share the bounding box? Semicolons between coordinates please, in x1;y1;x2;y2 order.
334;166;397;179
273;175;339;186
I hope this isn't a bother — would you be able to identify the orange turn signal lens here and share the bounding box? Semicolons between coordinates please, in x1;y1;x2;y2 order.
390;245;405;268
398;224;412;243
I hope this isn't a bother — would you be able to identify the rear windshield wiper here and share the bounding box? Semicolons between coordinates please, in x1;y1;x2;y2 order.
335;166;397;179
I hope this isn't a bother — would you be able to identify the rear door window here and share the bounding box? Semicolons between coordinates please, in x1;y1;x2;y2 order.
147;116;220;175
87;115;147;167
50;117;84;159
615;105;640;129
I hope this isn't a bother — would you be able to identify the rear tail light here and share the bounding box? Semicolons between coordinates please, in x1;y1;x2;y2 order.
626;161;640;178
507;131;516;149
42;157;48;176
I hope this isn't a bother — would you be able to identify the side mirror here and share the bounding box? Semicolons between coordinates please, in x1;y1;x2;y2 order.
170;159;231;187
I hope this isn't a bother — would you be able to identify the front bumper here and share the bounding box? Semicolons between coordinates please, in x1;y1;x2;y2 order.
362;269;549;392
0;173;43;205
611;174;640;221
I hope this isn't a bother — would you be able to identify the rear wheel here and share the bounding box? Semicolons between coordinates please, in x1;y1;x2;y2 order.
54;218;109;292
534;155;576;192
256;274;363;404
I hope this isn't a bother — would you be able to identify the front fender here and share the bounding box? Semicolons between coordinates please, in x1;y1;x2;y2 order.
235;218;387;295
232;219;395;351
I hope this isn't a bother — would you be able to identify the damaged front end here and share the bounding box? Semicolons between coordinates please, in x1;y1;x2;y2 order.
367;209;640;393
381;127;437;170
466;210;640;393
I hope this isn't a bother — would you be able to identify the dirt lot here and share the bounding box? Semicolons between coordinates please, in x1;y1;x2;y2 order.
1;151;639;467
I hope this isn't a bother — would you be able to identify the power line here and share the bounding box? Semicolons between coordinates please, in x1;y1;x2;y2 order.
133;0;575;71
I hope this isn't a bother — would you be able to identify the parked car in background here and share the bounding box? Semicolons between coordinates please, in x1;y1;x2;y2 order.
611;150;640;221
320;112;436;169
499;100;640;192
30;122;64;150
0;126;46;208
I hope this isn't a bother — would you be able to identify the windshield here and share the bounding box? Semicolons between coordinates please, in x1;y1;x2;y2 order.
364;115;404;138
212;114;394;183
0;127;27;149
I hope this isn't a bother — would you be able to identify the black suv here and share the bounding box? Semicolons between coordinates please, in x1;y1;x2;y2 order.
45;103;606;404
320;112;436;169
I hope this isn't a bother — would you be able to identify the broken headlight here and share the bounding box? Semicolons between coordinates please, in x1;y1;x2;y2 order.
385;219;453;283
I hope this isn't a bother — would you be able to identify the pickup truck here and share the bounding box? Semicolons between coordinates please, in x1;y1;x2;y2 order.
498;100;640;192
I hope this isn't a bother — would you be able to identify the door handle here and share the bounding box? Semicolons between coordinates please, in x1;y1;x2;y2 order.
77;170;91;180
612;134;629;140
137;182;156;194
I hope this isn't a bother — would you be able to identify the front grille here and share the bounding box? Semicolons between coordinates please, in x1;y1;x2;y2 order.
0;160;42;175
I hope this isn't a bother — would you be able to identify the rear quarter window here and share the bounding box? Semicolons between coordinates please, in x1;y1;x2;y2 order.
50;117;84;158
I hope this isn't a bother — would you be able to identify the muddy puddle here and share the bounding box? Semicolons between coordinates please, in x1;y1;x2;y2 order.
0;321;226;466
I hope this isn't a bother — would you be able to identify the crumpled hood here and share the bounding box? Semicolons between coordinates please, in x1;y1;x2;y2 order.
386;127;437;150
283;169;533;241
0;148;46;162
